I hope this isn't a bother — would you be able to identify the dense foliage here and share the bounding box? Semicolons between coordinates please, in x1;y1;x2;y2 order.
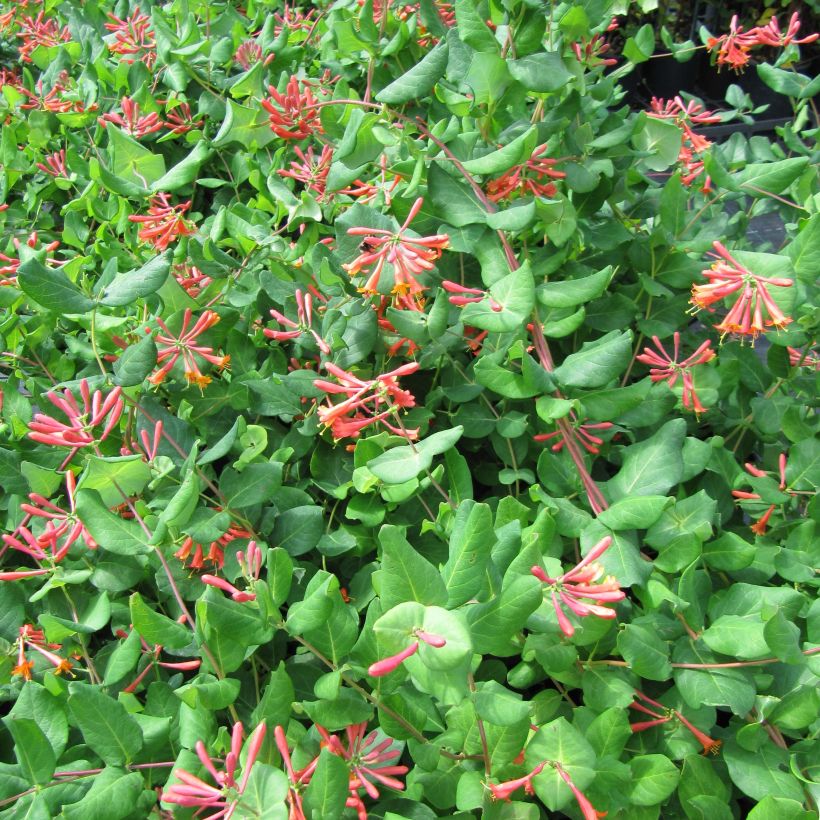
0;0;818;818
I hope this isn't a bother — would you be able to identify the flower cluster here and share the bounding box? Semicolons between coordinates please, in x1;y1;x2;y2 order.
707;13;818;72
636;332;715;414
630;689;722;755
175;521;252;570
27;380;124;465
344;197;449;309
691;241;793;339
531;535;625;637
12;625;74;680
162;721;267;818
104;11;157;69
731;452;794;535
128;194;197;250
314;361;420;440
149;309;230;389
0;231;62;286
261;75;324;140
16;12;70;63
264;288;330;353
99;96;163;137
486;145;566;202
535;414;614;455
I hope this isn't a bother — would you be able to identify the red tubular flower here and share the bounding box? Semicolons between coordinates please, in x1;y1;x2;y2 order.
274;724;320;820
16;12;70;63
19;71;96;114
314;361;420;440
572;33;617;67
691;241;793;339
441;280;503;311
13;626;73;680
129;194;197;250
0;231;62;286
787;346;820;370
265;289;330;353
27;379;123;464
344;197;449;309
489;761;547;801
368;642;419;677
278;145;333;201
163;101;205;135
261;76;324;140
554;762;607;819
0;569;51;581
173;263;212;298
175;522;252;570
531;536;625;637
486;145;566;202
753;12;818;47
706;15;759;71
316;722;408;813
273;6;318;36
534;412;613;455
150;308;229;388
202;574;256;603
631;690;721;755
99;97;164;137
636;332;715;414
162;721;267;818
36;149;69;178
339;156;402;205
105;11;157;68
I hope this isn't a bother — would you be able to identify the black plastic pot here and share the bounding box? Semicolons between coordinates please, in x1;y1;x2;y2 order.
642;50;702;100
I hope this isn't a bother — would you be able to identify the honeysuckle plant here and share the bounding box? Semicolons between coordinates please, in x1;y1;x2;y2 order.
0;0;818;818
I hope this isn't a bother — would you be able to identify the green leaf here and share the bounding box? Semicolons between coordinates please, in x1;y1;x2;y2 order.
441;501;494;606
723;738;804;802
113;333;157;387
99;251;171;306
508;52;573;92
375;42;449;103
623;23;656;63
673;642;756;714
212;100;275;149
461;261;535;332
17;258;95;313
537;266;613;308
266;548;294;607
368;427;464;485
598;496;672;530
733;158;809;196
629;754;680;806
376;525;448;608
467;575;543;654
67;682;144;766
158;468;200;529
4;717;56;785
461;126;537;174
151;141;211;192
617;623;672;680
586;707;632;759
747;796;816;820
633;116;682;172
175;677;241;710
455;0;497;51
61;768;145;820
427;162;488;227
475;681;530;726
75;490;152;555
763;610;803;664
271;506;325;557
786;214;820;283
107;126;166;188
219;462;282;508
303;749;350;820
553;330;633;389
252;663;295;727
525;718;596;811
130;592;192;649
608;419;685;498
8;682;68;758
701;615;770;660
233;763;288;819
77;456;152;508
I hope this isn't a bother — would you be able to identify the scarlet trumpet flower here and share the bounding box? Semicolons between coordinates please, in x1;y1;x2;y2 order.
173;263;212;298
162;721;267;819
369;629;446;677
163;101;204;135
486;145;566;202
202;542;262;604
16;12;70;62
27;379;124;464
534;412;613;455
344;197;449;310
754;12;818;47
278;145;333;201
314;361;420;440
13;625;73;680
636;332;715;414
105;11;157;68
261;75;324;140
175;521;252;570
630;689;721;755
317;722;409;813
99;96;163;137
36;149;69;178
691;241;793;339
531;536;625;637
731;453;792;535
149;309;229;388
129;194;197;250
0;231;62;286
264;288;330;353
706;15;759;71
274;724;320;820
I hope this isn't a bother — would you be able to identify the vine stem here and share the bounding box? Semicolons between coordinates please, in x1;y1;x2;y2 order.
468;672;492;776
586;646;820;669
